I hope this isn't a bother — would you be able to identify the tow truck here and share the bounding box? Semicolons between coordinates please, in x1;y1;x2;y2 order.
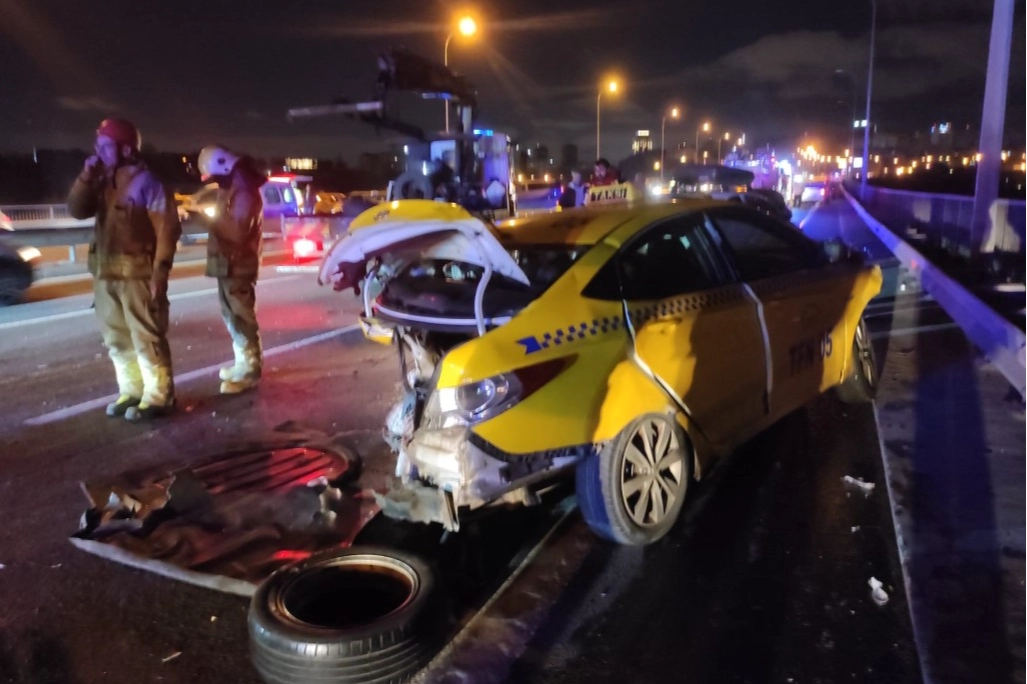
282;48;516;261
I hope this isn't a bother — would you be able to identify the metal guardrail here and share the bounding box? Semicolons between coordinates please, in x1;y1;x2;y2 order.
856;186;1026;257
844;188;1026;399
0;204;92;261
1;203;93;230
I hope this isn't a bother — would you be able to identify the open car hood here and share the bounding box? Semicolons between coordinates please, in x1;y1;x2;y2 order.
318;217;530;292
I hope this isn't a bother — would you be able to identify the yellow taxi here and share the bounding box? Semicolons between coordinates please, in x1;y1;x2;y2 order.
319;196;882;545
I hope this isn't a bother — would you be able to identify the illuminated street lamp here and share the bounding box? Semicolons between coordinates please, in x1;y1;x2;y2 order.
696;121;711;165
660;106;680;181
596;78;619;158
444;14;478;133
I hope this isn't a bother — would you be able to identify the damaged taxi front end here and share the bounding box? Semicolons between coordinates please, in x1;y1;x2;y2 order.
319;200;614;530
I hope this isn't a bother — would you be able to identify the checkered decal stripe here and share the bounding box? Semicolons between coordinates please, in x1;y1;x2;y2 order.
516;286;745;355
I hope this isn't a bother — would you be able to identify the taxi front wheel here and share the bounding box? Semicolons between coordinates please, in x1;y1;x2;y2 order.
835;318;878;404
576;414;692;545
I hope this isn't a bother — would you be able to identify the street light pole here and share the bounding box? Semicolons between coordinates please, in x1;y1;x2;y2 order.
696;122;710;165
835;69;858;179
596;80;618;159
660;107;679;182
972;0;1015;253
661;117;667;181
861;0;877;198
444;33;453;134
443;16;478;135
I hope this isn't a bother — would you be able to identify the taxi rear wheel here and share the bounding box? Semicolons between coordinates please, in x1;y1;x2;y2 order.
836;318;878;404
576;414;692;545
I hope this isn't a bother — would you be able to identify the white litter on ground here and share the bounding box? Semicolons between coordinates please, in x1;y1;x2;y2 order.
868;577;889;605
161;651;182;664
842;475;876;496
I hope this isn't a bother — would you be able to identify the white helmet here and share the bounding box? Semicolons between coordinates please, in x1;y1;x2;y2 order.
198;145;240;181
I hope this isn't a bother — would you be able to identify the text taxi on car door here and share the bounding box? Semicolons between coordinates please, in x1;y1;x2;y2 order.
318;191;881;545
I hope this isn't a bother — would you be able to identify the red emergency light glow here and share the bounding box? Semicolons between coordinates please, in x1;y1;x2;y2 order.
268;175;294;183
293;238;317;258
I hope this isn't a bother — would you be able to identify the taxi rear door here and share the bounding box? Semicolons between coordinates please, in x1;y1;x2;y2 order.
587;212;767;450
703;207;851;418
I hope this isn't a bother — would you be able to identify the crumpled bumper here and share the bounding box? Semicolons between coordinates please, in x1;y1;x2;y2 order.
377;426;597;530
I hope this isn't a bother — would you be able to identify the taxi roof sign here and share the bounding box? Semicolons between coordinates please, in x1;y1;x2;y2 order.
584;181;640;206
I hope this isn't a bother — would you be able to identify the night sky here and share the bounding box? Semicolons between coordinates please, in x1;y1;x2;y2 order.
0;0;1023;162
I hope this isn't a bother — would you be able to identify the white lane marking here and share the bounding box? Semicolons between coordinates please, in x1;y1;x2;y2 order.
0;275;300;331
870;403;927;677
274;265;319;274
23;323;360;426
870;322;960;340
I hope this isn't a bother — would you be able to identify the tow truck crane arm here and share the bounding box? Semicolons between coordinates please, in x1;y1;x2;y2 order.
286;48;478;143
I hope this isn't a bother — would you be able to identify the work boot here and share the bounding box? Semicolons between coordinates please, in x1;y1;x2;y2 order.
124;399;175;422
219;343;253;381
220;344;261;394
220;373;260;394
106;394;141;417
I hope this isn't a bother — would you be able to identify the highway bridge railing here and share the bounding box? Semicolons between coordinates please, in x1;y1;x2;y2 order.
1;204;94;261
853;185;1025;279
843;187;1025;399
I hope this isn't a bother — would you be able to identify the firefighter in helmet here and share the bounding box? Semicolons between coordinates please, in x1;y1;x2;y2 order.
67;118;181;421
197;145;267;393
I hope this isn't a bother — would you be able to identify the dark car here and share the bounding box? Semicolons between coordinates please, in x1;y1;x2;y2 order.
0;236;38;305
743;188;793;222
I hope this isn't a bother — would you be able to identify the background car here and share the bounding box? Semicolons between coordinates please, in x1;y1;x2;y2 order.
177;174;313;244
0;235;39;305
800;181;826;205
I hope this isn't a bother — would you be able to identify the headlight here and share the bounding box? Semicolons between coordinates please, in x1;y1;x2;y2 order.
203;206;217;218
423;358;574;429
17;246;41;262
427;373;522;428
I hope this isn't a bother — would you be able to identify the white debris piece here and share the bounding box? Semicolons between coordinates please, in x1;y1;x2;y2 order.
161;651;182;663
868;577;889;605
851;526;860;533
842;475;876;496
0;563;5;570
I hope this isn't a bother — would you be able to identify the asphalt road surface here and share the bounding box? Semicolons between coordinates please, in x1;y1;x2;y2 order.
0;208;922;684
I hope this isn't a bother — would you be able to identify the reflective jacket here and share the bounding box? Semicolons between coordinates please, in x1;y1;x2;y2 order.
67;163;181;281
206;179;264;279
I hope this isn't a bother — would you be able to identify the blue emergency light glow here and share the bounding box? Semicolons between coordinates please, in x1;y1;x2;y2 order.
472;128;494;136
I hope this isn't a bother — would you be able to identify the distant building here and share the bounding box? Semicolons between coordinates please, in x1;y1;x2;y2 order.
632;130;653;154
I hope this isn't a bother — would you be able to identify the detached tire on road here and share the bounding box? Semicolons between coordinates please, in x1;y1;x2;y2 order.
576;413;692;545
249;546;438;684
835;318;878;404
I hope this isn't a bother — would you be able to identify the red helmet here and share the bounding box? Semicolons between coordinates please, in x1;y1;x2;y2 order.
96;118;141;151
